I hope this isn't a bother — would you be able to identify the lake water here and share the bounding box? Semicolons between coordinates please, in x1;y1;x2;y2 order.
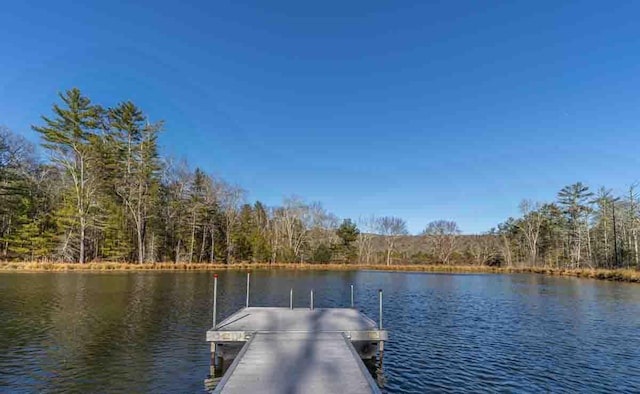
1;270;639;393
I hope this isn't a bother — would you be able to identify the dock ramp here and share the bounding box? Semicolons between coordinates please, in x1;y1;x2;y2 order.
213;331;380;394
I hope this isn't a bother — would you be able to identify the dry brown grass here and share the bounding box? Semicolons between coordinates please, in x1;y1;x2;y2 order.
1;261;639;283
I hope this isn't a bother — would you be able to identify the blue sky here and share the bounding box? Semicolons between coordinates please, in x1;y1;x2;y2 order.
2;1;640;234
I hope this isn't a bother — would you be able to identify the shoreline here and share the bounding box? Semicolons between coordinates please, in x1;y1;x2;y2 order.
1;262;639;283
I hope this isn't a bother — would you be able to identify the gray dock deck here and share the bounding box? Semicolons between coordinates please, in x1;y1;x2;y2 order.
207;307;387;342
213;332;379;394
207;307;387;394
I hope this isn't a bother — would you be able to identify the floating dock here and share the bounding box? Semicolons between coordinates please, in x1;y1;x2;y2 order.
206;275;388;394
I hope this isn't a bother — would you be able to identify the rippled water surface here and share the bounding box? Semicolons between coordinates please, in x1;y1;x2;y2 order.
1;271;639;393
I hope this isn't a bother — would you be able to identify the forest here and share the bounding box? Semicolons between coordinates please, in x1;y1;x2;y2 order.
1;89;638;271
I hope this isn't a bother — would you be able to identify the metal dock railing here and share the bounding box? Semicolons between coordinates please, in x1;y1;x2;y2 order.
206;273;388;394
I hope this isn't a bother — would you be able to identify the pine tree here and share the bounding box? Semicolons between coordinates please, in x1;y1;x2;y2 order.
233;204;255;261
32;88;103;263
557;182;594;268
335;219;359;262
106;101;162;263
187;168;207;262
250;201;271;262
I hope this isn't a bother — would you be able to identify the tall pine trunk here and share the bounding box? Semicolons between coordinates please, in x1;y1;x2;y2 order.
189;211;196;263
136;224;144;264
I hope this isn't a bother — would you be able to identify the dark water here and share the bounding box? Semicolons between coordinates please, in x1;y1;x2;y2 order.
1;271;639;393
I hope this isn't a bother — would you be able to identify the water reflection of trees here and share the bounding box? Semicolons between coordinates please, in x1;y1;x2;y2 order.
2;273;208;391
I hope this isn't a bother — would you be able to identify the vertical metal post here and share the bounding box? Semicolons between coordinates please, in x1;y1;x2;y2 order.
310;289;314;310
212;274;218;360
378;287;384;370
246;272;251;308
213;274;218;328
290;288;293;309
378;289;383;329
613;200;619;268
350;284;354;308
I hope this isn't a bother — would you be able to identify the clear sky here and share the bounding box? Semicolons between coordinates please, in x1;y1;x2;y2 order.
2;1;640;234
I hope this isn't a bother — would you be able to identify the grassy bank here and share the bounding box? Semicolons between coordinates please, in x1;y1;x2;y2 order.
1;261;639;283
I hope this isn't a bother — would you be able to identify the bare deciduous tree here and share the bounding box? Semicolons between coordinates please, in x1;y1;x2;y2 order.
517;200;543;267
422;220;461;264
467;234;499;265
356;216;377;264
376;216;408;266
269;197;336;262
274;196;308;260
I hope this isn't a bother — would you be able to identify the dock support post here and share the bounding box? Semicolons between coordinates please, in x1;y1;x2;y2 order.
210;342;223;377
290;288;293;309
210;344;216;376
350;284;354;308
310;289;314;310
246;272;251;308
378;340;385;373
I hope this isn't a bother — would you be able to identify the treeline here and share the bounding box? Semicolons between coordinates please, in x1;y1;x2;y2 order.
1;89;638;270
495;183;640;270
0;89;341;263
358;182;640;270
0;89;402;264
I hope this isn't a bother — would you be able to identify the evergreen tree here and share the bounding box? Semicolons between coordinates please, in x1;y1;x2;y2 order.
557;182;594;267
337;219;359;245
233;204;254;261
32;88;103;263
335;219;359;262
106;102;161;263
187;168;207;262
250;201;271;262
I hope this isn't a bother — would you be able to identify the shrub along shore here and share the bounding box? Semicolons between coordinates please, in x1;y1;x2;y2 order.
1;262;639;283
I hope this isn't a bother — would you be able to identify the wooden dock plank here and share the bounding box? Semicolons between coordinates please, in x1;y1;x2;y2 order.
214;332;380;394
